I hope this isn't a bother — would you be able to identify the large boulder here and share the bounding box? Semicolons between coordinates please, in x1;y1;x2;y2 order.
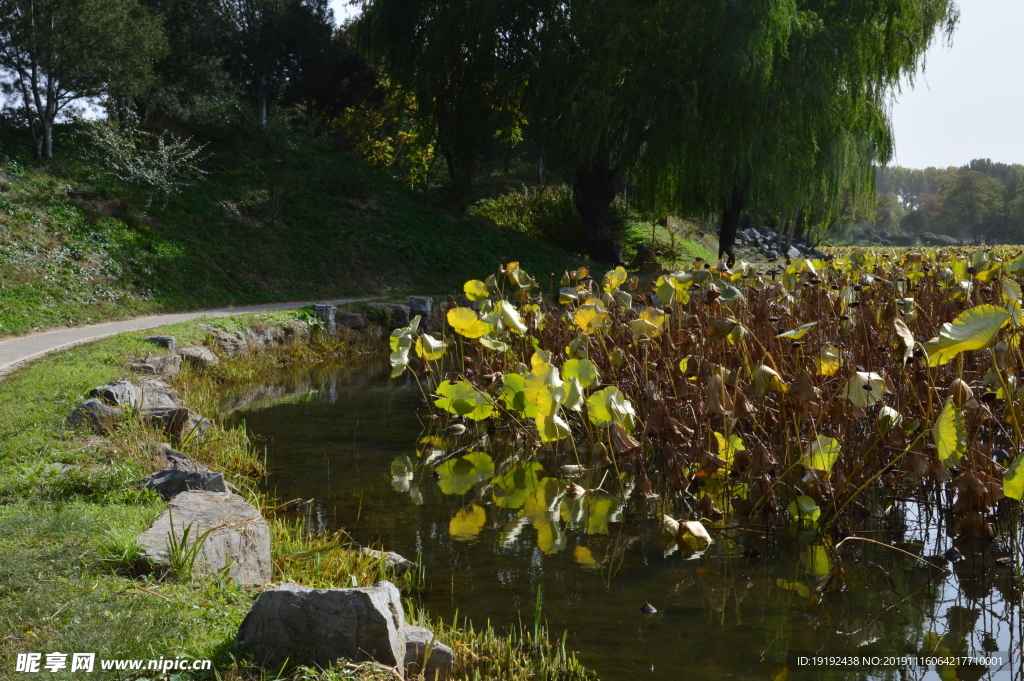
67;399;121;433
367;303;411;330
920;232;961;247
137;491;271;585
142;406;210;442
149;443;209;473
360;548;415;575
246;325;286;350
143;335;177;352
283;320;311;343
313;305;337;335
142;469;226;500
179;345;220;368
89;381;142;409
139;378;184;409
405;626;454;681
201;326;249;357
126;354;182;376
336;311;367;331
235;581;407;669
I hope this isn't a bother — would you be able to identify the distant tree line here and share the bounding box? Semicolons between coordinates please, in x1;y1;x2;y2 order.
871;160;1024;244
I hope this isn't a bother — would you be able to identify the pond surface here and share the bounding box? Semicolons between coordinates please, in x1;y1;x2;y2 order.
225;361;1023;681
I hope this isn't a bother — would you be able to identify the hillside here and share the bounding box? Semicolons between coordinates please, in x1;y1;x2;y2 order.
0;126;582;336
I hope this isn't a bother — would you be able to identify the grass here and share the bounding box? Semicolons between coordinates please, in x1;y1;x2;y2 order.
0;124;583;336
0;311;596;680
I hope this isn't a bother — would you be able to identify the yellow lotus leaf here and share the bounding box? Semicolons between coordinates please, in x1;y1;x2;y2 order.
447;307;489;338
799;436;841;472
777;322;818;340
843;371;885;408
892;318;915;363
933;398;966;467
751;365;788;397
816;345;841;376
563;358;599;388
655;275;675;305
627;318;660;339
602;266;628;292
449;505;487;541
434;380;494;420
714;431;745;469
639;306;667;331
587;386;636;430
463;279;490;301
573;303;609;333
1003;452;1024;500
536;410;571;442
922;304;1010;367
496;300;528;334
415;333;447;360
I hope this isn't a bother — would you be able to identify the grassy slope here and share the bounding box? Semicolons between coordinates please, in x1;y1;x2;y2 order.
0;126;582;336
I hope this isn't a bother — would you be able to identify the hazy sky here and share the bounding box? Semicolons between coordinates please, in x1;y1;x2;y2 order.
331;0;1023;171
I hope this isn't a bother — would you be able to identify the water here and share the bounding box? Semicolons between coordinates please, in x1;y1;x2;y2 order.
225;361;1023;681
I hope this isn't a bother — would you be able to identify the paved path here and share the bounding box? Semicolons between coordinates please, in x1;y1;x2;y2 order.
0;297;375;380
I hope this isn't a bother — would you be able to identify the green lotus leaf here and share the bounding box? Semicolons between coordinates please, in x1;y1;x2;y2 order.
435;380;494;420
562;358;598;388
436;451;495;495
933;397;966;467
922;304;1010;367
799;435;840;472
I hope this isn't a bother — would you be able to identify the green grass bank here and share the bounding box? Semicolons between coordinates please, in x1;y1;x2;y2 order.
0;311;595;680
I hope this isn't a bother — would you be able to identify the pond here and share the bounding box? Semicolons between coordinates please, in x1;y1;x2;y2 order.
225;360;1022;681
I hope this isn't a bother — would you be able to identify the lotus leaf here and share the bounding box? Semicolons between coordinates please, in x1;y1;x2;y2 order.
843;371;885;407
496;300;528;334
933;398;966;466
602;266;627;292
436;451;494;495
777;321;818;339
492;462;545;509
789;495;821;523
415;333;447;360
587;386;636;430
816;345;842;376
1003;452;1024;500
573;303;610;334
463;279;490;301
563;358;599;388
800;435;840;472
447;307;490;338
434;380;494;420
922;304;1010;367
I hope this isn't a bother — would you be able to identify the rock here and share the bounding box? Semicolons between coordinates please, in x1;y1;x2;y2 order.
44;462;76;476
143;335;177;352
150;443;209;473
235;581;406;669
89;381;142;408
405;625;454;681
335;311;367;331
67;399;122;434
408;296;433;327
785;246;802;260
360;548;415;575
892;234;918;247
126;354;182;376
139;379;184;409
138;491;271;585
367;303;411;330
142;406;211;442
283;320;311;342
179;345;220;368
142;469;226;500
313;305;337;335
245;325;286;350
201;326;249;357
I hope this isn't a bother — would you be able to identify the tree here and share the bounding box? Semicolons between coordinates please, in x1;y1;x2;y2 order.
936;170;1003;241
0;0;165;159
365;0;958;264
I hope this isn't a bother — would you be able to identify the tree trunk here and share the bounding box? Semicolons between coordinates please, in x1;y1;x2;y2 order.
573;164;622;265
717;187;744;266
42;118;53;160
784;208;802;254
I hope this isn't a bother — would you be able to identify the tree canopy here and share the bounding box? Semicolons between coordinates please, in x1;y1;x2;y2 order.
364;0;959;263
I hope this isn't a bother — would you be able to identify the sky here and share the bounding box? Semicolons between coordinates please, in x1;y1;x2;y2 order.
889;0;1024;169
331;0;1024;171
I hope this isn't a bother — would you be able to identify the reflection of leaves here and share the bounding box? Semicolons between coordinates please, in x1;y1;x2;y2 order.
573;545;599;569
801;544;831;577
776;578;811;598
584;491;619;535
449;505;487;541
492;462;545;509
390;455;414;492
523;479;567;554
436;452;494;495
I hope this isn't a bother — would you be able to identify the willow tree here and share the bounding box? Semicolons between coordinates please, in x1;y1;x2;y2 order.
364;0;957;264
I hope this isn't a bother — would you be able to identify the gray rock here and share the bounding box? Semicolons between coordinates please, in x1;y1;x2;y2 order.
786;246;802;259
920;232;961;247
150;443;209;473
201;326;249;357
126;354;182;376
368;303;411;330
313;305;337;335
245;325;286;350
360;548;415;575
139;379;184;409
143;335;177;352
179;345;220;368
137;491;271;585
89;381;142;409
67;399;122;434
235;581;406;669
283;320;311;342
142;469;226;500
336;311;367;331
408;296;433;322
406;625;454;681
142;406;210;442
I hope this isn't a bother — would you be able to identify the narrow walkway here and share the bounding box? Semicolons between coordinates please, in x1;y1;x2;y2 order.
0;297;375;380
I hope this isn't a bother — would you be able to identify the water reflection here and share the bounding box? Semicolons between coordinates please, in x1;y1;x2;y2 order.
225;361;1024;681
